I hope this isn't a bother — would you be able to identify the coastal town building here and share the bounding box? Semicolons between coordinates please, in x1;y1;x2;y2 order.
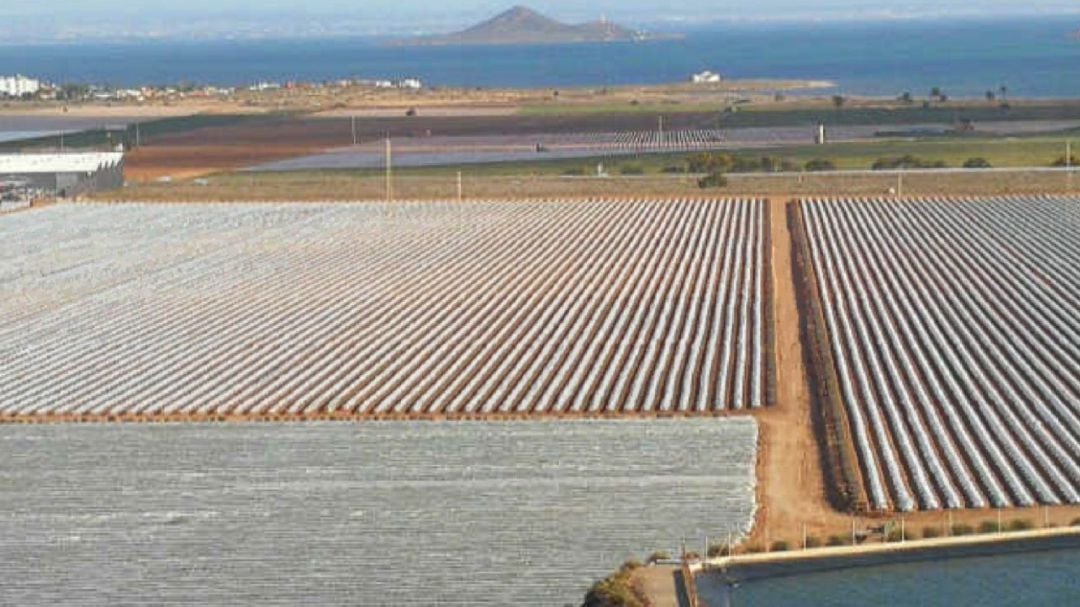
0;75;42;97
691;70;722;84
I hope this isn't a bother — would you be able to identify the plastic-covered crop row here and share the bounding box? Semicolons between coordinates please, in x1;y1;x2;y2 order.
801;196;1080;511
0;198;770;418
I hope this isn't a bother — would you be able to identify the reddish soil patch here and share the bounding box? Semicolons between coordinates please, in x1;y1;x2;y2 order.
124;112;725;180
125;145;326;181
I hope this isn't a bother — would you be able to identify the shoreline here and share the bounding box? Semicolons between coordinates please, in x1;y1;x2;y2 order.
0;78;835;118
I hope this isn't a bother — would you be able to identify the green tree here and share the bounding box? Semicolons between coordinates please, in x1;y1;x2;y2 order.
697;171;728;189
645;551;670;564
1006;519;1034;532
951;524;974;536
687;152;734;173
826;535;849;546
805;158;837;172
707;544;731;558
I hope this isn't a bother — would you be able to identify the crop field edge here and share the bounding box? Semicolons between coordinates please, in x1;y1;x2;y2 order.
787;199;871;514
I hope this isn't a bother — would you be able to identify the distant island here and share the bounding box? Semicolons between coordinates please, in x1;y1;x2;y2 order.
398;5;677;47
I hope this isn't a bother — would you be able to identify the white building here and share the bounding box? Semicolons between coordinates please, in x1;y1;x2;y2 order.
398;78;423;90
691;70;722;84
0;75;42;97
0;153;125;198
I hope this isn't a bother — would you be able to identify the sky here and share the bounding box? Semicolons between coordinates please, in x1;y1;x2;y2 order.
1;1;1078;42
4;0;1080;18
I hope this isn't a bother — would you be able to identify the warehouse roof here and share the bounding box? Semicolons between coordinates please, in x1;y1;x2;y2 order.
0;153;123;174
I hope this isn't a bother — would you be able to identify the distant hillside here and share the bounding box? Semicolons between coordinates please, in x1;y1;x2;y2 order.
401;6;671;47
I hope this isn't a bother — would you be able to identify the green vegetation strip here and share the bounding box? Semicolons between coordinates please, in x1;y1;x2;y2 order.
762;202;778;407
276;135;1078;180
787;200;868;514
522;101;1080;127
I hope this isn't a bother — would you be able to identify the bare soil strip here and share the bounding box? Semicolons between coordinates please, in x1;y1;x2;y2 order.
746;198;853;548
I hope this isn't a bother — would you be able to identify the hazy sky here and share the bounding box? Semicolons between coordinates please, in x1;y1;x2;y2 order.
4;0;1080;21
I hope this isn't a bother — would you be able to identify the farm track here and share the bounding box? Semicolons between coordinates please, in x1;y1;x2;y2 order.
0;198;770;421
799;195;1080;512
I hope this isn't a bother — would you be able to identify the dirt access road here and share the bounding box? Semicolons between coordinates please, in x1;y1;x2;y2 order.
744;197;852;548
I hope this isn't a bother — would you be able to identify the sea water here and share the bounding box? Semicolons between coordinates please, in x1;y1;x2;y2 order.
0;16;1078;97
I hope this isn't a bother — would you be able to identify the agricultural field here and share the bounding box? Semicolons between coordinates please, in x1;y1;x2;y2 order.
124;113;731;178
254;129;733;172
0;198;772;420
0;419;759;606
797;195;1080;512
604;129;726;150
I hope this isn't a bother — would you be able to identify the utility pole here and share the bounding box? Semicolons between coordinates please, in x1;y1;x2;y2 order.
897;172;903;198
352;116;358;146
385;136;393;202
1068;141;1073;191
135;123;141;148
457;171;463;203
658;115;664;149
